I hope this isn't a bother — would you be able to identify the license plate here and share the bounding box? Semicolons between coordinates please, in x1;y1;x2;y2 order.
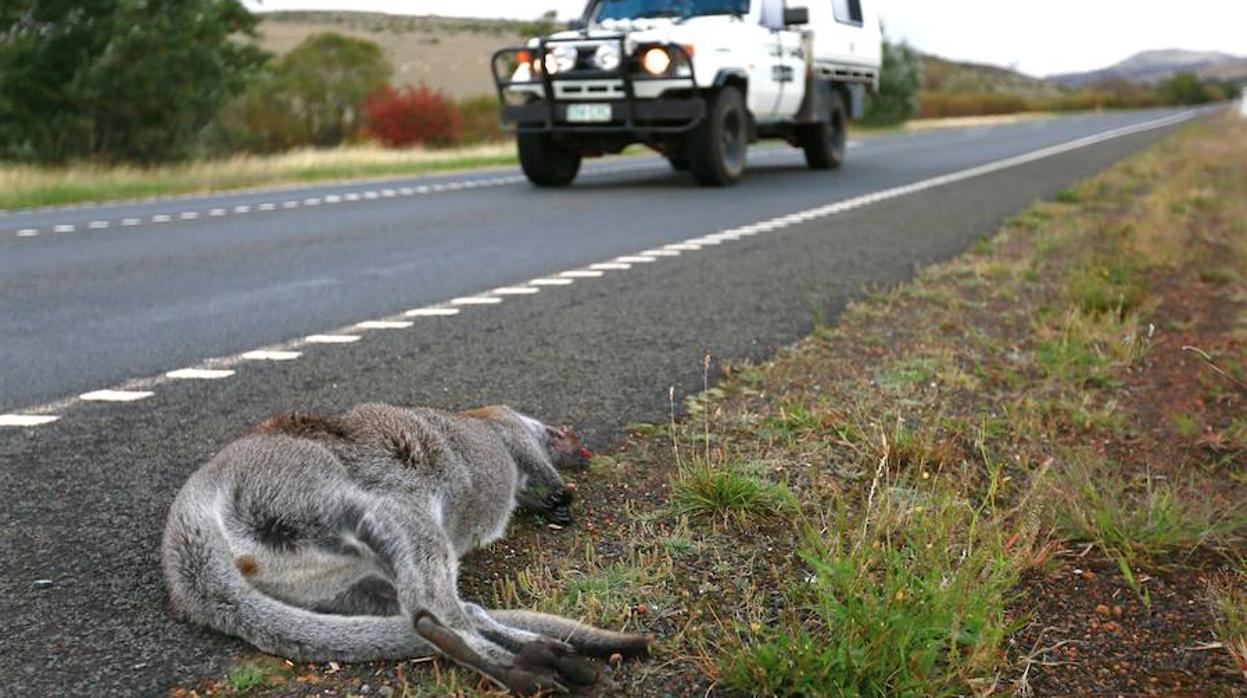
566;103;612;123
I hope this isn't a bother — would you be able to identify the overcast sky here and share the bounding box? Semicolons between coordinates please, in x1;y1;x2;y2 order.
243;0;1247;77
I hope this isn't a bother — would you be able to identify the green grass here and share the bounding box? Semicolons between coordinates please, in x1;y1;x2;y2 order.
722;468;1021;696
0;148;520;210
1054;459;1247;563
1208;569;1247;681
226;658;287;694
1066;255;1148;318
670;459;793;523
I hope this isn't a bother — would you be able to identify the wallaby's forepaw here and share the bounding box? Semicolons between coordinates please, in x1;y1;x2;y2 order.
504;637;599;695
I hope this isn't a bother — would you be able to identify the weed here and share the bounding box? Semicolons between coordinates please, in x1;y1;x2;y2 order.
722;463;1023;696
226;658;285;694
670;459;793;522
1053;458;1246;562
1066;255;1148;318
1208;570;1247;682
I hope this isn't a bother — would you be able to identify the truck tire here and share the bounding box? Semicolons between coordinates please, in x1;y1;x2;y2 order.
517;133;581;187
798;90;847;170
686;86;747;186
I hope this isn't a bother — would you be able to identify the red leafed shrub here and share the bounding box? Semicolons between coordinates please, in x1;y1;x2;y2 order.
364;84;461;147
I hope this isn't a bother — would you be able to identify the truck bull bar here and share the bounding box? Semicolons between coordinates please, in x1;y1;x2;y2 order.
491;36;704;134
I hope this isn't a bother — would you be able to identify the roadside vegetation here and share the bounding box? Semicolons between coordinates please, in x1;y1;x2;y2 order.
182;111;1247;697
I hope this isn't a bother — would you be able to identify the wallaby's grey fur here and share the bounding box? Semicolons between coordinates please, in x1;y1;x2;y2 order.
162;403;649;695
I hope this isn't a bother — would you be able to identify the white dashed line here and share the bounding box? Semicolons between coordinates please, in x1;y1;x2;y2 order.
381;189;397;197
363;191;380;200
492;287;541;295
80;389;153;402
122;218;141;226
17;228;39;237
404;307;460;317
530;278;575;286
356;320;414;329
665;243;701;251
258;203;276;211
53;224;75;233
451;296;503;305
324;195;341;204
242;350;302;361
166;368;236;380
282;201;299;209
304;198;321;206
560;270;605;278
152;214;171;223
234;205;251;213
305;334;361;344
590;262;631;271
344;193;361;202
180;212;199;220
640;249;681;257
0;414;60;427
615;256;657;263
88;221;109;229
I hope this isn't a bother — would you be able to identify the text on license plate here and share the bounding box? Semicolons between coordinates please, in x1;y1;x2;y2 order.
566;103;612;123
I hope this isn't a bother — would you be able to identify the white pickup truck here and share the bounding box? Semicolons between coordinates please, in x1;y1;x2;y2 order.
492;0;881;187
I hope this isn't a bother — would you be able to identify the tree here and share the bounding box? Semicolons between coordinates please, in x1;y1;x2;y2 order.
862;41;923;126
207;33;392;152
1158;72;1214;106
0;0;266;163
272;33;392;147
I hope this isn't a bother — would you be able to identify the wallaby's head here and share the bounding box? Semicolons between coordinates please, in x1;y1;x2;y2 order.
544;424;593;470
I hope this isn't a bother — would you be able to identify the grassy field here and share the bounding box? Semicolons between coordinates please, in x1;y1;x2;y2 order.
0;144;517;211
178;113;1247;696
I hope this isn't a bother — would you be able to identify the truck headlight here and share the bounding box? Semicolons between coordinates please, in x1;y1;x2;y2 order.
641;47;671;76
545;45;577;75
594;44;621;71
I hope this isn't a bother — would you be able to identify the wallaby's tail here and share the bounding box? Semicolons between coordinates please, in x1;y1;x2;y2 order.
488;610;651;659
162;491;431;663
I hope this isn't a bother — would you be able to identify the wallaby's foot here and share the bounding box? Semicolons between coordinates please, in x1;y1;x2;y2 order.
511;636;600;690
414;612;598;696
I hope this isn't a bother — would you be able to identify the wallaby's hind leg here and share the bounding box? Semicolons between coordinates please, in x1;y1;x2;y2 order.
415;612;598;696
488;609;652;660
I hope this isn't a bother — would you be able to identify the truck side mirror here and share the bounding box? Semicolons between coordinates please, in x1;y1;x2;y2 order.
782;7;809;25
567;18;586;30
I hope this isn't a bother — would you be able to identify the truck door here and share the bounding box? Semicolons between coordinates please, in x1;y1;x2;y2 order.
772;28;805;118
749;0;786;122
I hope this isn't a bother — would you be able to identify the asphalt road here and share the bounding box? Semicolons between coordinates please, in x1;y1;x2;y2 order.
0;107;1211;695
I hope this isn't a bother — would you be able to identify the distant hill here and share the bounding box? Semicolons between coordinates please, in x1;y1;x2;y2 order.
252;11;532;99
921;54;1061;98
1049;49;1247;86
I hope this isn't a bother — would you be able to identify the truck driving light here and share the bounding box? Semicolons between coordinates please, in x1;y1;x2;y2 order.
641;47;671;76
594;44;622;71
545;44;577;74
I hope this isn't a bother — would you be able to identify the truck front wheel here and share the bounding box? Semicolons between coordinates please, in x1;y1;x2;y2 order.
517;133;581;187
798;90;847;170
686;86;747;186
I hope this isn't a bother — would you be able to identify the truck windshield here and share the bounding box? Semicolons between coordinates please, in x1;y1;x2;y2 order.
588;0;749;22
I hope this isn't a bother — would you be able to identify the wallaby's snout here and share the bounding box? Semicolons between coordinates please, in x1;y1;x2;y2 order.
544;483;575;526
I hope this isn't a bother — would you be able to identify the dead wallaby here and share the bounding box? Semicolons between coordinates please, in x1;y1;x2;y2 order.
162;403;650;695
